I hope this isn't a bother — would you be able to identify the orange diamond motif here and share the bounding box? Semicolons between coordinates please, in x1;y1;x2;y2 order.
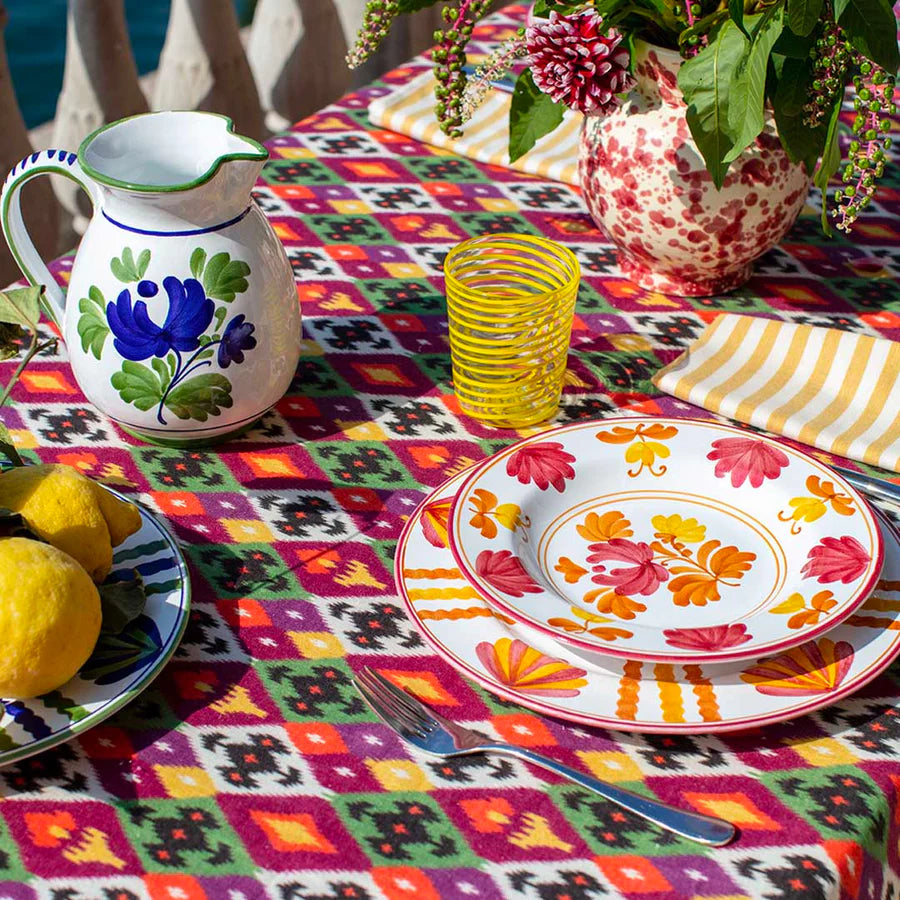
345;161;395;178
378;670;459;707
351;362;414;387
682;791;781;830
459;797;514;833
243;453;304;478
593;855;672;893
20;370;77;393
250;810;337;854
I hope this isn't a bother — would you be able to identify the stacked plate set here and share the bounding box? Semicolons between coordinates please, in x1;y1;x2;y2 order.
396;416;900;733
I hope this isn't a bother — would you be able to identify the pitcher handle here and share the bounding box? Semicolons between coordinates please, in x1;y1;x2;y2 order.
1;149;101;329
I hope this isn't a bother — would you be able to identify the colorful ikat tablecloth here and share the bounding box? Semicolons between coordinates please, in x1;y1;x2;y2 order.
1;4;900;898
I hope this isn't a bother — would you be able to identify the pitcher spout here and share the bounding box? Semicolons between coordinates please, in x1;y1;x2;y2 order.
78;111;268;228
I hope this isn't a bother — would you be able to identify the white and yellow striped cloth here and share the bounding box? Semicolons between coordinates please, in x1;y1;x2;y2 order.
652;314;900;473
368;71;582;184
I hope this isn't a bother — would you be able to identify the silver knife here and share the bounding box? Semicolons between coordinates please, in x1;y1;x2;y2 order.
833;466;900;506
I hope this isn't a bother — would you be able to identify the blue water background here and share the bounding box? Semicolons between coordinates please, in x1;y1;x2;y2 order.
7;0;253;129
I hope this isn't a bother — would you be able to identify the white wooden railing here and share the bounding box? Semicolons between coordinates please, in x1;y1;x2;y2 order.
0;0;447;285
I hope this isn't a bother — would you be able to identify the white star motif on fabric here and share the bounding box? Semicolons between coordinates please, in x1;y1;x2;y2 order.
363;734;383;745
334;766;356;777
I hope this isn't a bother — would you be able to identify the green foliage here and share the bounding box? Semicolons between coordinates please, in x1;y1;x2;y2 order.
164;373;233;422
508;69;566;163
679;21;747;188
110;247;151;283
111;361;165;411
98;572;147;634
77;285;109;360
0;285;41;331
786;0;824;37
201;252;251;303
0;322;22;362
814;99;845;233
0;285;55;467
834;0;899;72
724;9;784;163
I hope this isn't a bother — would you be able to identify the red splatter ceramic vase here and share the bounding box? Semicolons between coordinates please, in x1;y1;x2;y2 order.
578;42;810;297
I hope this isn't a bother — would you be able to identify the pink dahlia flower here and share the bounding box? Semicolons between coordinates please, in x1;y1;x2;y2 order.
663;623;753;652
707;437;790;489
801;535;872;584
476;549;543;597
505;441;576;492
525;11;633;115
587;538;669;596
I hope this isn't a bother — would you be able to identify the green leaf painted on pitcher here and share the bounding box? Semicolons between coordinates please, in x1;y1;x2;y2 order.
190;247;207;280
110;360;164;411
111;247;151;283
77;285;109;359
164;373;233;421
202;252;251;303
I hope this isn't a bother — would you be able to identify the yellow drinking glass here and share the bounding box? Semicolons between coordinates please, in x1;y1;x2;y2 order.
444;234;580;427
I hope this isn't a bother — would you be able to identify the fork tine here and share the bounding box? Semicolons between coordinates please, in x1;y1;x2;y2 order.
360;667;436;726
357;668;433;729
354;673;430;737
356;671;432;737
354;675;426;738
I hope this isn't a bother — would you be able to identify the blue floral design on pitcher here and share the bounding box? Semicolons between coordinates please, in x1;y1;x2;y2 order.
106;274;256;425
107;277;214;361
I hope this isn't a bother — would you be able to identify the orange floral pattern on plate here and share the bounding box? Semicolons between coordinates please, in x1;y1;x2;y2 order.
778;475;857;534
739;637;854;696
595;422;679;477
475;637;588;697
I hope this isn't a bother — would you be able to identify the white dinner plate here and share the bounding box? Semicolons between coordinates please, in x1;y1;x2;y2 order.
448;417;884;664
403;467;900;734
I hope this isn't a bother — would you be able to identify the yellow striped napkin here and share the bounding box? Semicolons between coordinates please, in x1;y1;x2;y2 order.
652;314;900;473
368;71;582;184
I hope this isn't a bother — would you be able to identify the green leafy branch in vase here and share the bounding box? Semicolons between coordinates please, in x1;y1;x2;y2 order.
347;0;899;233
0;285;57;466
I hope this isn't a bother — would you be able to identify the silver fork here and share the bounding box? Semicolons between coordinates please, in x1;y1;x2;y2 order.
353;667;736;847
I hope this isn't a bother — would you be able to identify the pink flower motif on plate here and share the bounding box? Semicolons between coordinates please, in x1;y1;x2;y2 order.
586;538;669;596
801;535;872;584
663;623;753;651
740;638;854;696
475;637;588;697
475;549;543;597
707;437;790;488
505;441;576;492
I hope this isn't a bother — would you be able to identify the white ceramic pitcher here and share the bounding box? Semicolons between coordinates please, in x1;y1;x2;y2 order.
0;111;301;445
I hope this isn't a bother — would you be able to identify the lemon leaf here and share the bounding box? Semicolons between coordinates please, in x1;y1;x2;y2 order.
98;570;147;634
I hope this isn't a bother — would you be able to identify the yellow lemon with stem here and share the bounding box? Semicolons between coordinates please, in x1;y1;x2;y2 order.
0;464;141;582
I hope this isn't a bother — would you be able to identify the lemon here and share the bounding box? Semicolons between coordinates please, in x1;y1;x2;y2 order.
0;464;141;582
0;537;102;699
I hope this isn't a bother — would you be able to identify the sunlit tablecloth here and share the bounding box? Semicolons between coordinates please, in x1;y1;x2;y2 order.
1;5;900;898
